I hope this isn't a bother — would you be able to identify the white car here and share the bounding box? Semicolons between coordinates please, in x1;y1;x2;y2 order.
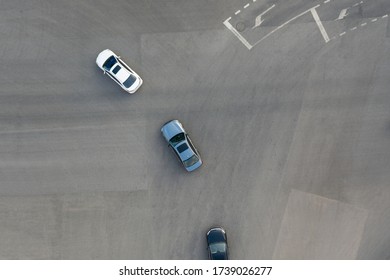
96;49;143;94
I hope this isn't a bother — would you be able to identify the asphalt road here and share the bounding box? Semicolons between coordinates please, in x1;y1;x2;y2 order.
0;0;390;259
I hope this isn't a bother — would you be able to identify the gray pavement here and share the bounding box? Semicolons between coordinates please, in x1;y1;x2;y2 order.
0;0;390;259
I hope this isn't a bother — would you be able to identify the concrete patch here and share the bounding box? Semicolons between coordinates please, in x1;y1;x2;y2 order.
273;189;368;259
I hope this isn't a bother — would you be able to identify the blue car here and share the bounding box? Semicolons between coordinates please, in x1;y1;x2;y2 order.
161;120;202;172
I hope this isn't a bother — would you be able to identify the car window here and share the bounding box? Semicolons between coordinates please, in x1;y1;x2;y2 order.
103;55;117;71
112;65;121;74
169;133;185;146
123;75;136;88
183;154;199;167
210;242;226;254
177;143;189;153
209;242;226;254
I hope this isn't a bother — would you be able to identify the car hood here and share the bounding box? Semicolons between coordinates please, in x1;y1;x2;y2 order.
207;228;226;244
161;120;184;142
96;49;114;68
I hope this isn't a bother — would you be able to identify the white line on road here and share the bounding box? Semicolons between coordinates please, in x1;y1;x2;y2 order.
353;1;364;7
324;0;330;3
244;3;250;9
382;14;388;18
223;19;253;50
338;9;349;20
371;18;378;22
252;4;276;29
361;22;367;26
350;26;357;31
252;5;323;47
311;7;330;42
235;10;241;15
340;32;346;36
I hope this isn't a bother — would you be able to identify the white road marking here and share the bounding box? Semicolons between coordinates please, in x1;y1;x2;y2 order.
324;0;330;3
253;0;256;2
223;19;253;50
253;5;326;47
337;2;365;21
235;10;241;15
338;9;349;20
244;3;250;9
353;1;363;7
252;4;276;29
311;7;330;42
329;12;387;42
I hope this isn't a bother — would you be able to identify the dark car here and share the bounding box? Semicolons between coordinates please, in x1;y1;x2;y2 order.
206;227;229;260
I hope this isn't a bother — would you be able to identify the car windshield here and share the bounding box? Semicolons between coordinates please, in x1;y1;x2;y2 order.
123;75;136;88
209;242;226;254
103;55;117;71
169;133;185;147
183;154;199;167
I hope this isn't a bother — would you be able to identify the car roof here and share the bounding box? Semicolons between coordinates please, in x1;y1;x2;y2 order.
176;141;195;161
113;64;131;83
